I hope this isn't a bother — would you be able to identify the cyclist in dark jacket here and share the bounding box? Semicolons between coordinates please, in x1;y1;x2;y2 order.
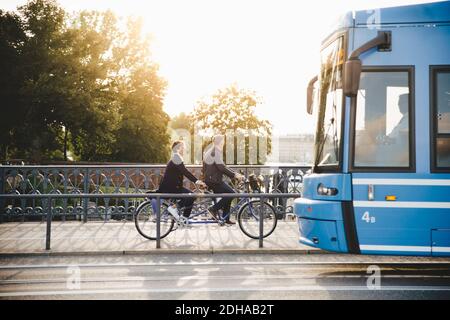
203;135;244;225
158;141;205;217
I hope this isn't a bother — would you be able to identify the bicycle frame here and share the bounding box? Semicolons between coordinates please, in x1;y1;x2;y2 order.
158;194;263;225
147;179;269;226
135;188;281;242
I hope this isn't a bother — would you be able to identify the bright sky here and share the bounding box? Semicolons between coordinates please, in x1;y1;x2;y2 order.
1;0;439;134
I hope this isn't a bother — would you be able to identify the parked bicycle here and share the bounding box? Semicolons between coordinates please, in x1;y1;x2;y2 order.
135;177;277;240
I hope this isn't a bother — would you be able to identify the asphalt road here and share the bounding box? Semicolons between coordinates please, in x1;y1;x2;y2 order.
0;253;450;300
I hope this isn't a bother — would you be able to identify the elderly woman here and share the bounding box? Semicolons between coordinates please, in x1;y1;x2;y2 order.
157;141;206;218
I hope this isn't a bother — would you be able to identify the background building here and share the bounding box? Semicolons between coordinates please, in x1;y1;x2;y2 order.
269;134;314;165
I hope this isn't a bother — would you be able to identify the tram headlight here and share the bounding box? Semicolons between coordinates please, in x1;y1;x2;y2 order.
317;183;338;196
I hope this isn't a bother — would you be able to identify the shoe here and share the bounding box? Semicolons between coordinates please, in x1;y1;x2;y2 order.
208;206;220;221
168;206;180;219
224;220;236;226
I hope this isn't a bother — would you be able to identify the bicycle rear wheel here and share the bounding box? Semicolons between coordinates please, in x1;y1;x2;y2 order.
135;200;174;240
237;200;277;239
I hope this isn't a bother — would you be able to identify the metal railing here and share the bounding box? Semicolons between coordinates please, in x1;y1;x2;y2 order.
0;192;301;250
0;164;308;220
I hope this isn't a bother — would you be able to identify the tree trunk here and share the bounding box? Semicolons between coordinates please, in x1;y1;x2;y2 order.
63;129;68;161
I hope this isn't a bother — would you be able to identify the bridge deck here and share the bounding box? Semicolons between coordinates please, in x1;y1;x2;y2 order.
0;220;315;255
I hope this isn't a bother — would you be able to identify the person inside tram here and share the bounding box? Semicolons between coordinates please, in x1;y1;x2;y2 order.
385;93;409;165
388;93;409;142
354;93;409;167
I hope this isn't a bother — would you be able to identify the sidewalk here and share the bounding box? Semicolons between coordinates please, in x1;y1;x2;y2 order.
0;220;320;256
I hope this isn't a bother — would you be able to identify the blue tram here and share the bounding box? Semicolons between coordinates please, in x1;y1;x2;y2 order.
294;1;450;256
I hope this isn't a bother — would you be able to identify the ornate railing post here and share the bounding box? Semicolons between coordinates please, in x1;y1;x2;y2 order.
282;169;289;216
83;168;89;223
259;195;264;248
46;196;52;250
156;196;161;249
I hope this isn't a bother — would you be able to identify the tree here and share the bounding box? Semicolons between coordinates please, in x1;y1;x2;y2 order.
18;1;118;161
110;17;170;163
0;0;171;163
0;10;27;160
170;112;192;131
61;9;127;161
190;84;272;164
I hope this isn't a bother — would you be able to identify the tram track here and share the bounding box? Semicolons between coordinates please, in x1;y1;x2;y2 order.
1;253;450;299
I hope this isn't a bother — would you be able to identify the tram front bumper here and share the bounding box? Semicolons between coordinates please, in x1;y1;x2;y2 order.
294;198;348;253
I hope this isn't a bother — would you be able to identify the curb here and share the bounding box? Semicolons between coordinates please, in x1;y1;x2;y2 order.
0;248;328;257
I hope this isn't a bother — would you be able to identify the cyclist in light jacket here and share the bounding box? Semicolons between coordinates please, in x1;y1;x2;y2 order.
203;135;244;225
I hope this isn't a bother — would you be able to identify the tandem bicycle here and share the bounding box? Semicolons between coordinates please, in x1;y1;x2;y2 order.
134;178;278;240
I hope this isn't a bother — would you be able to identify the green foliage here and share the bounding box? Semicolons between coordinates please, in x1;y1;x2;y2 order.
0;0;170;163
0;9;28;160
170;112;192;131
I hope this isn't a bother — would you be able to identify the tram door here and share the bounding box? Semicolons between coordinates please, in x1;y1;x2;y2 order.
350;69;433;255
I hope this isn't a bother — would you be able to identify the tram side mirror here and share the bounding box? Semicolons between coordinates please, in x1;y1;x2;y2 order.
306;85;314;115
306;75;318;115
344;59;362;97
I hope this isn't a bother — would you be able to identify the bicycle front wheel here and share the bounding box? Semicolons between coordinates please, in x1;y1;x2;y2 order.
135;200;174;240
237;200;277;239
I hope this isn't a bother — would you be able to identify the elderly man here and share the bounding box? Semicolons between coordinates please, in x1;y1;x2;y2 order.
203;135;244;225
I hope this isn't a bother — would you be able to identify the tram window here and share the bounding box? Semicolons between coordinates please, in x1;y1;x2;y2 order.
353;71;411;168
437;72;450;134
433;69;450;170
437;138;450;167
